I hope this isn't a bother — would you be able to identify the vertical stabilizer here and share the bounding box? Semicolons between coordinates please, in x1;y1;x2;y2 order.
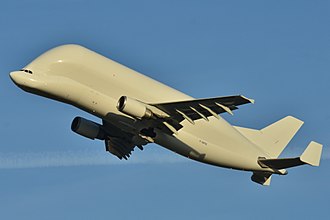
261;116;304;157
235;116;304;158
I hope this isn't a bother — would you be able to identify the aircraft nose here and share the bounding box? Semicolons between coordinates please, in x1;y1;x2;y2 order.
9;71;25;86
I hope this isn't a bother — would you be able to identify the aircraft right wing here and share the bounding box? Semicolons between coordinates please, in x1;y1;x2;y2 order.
102;119;147;160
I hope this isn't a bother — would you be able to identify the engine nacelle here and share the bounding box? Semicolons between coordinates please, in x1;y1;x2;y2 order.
117;96;153;119
71;117;106;140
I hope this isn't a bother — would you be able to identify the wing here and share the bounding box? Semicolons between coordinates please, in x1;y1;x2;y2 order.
103;95;254;159
153;95;254;125
105;137;142;160
102;119;147;160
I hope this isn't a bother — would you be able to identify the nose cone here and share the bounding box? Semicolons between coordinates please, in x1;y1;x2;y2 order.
10;71;26;87
10;70;39;91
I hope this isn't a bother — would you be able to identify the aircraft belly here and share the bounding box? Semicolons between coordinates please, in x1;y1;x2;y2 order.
169;117;267;171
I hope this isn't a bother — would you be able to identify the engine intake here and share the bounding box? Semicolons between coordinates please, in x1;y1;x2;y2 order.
117;96;153;119
71;117;106;140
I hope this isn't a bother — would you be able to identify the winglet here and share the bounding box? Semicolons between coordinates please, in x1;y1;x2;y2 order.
300;141;323;166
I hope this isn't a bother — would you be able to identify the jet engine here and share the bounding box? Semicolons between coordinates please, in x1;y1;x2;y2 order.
71;117;106;140
117;96;153;119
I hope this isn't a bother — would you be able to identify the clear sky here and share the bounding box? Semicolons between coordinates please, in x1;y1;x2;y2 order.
1;0;329;219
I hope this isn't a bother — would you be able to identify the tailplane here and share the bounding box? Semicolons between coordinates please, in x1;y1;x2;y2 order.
251;141;322;186
235;116;323;186
251;172;272;186
300;141;322;166
258;141;322;169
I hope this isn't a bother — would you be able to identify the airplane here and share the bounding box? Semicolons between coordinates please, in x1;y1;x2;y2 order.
10;44;322;185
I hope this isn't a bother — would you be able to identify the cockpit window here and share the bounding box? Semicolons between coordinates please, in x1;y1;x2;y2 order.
20;69;33;74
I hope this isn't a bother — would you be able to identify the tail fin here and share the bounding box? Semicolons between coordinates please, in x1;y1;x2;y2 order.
235;116;304;158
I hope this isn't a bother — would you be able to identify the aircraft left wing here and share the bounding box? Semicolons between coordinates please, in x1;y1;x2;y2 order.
102;95;254;159
153;95;254;124
117;95;254;138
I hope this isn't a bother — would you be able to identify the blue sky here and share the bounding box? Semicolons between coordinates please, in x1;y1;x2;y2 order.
1;0;329;219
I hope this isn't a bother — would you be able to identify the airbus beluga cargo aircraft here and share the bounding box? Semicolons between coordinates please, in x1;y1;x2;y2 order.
10;44;322;185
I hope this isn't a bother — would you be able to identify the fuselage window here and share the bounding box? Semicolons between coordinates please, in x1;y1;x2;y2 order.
20;69;33;74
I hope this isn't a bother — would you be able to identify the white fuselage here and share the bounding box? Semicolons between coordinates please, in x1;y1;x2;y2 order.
10;45;273;172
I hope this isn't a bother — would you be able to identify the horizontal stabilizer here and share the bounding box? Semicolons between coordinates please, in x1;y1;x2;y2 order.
251;172;272;186
258;141;323;170
300;141;322;166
